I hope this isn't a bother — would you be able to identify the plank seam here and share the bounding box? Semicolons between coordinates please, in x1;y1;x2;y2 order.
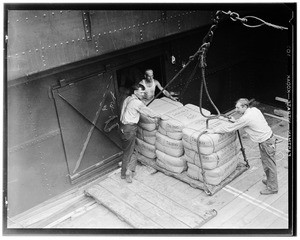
94;182;164;228
223;186;288;221
132;176;216;225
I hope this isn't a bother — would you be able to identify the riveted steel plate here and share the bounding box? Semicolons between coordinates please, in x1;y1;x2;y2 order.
8;83;35;148
164;10;212;36
7;9;215;81
7;134;68;217
8;76;60;149
54;72;122;181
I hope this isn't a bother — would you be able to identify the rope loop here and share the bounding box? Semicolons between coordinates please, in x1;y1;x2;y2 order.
230;12;240;21
242;16;288;30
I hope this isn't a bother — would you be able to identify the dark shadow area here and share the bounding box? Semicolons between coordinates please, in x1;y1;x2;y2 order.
116;56;165;106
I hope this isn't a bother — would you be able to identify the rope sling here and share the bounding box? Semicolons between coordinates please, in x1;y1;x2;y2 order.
147;10;288;195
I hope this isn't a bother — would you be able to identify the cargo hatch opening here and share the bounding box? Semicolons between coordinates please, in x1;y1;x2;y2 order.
116;56;165;107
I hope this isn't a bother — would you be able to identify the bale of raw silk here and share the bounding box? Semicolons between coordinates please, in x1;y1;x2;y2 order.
156;149;187;168
136;97;183;158
158;126;183;140
137;128;157;145
182;118;237;155
183;139;240;169
139;97;183;127
187;154;239;186
156;158;187;173
136;138;156;159
159;105;210;133
156;132;183;153
155;103;210;173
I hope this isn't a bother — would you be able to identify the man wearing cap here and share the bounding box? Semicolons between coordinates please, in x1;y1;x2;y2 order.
207;98;278;195
120;83;160;183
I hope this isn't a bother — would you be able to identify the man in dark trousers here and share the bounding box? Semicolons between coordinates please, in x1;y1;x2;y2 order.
207;98;278;195
119;83;160;183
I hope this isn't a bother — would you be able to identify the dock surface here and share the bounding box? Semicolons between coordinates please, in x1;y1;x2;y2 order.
8;103;290;230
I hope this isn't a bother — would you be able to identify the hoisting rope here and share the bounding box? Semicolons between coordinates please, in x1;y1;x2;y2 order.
146;47;201;106
196;130;212;195
194;10;288;190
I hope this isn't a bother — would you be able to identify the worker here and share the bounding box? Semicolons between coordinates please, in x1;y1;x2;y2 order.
206;98;278;195
120;83;161;183
139;69;177;105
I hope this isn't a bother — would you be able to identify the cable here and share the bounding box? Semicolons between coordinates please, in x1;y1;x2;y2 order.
242;16;288;30
196;130;211;195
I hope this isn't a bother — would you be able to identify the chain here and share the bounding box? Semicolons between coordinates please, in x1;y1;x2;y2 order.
220;10;288;30
168;10;288;104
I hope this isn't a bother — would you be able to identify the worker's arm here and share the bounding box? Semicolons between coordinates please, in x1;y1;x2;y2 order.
155;80;177;101
137;100;161;119
207;115;249;134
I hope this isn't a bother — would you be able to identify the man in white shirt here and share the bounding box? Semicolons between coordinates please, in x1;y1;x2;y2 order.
139;69;177;105
207;98;278;195
120;83;160;183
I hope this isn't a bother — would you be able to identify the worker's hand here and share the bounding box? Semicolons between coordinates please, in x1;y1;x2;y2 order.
218;116;227;121
206;129;215;134
170;96;178;101
228;116;236;123
160;115;169;121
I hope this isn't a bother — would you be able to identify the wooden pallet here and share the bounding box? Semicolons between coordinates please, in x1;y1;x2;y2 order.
138;157;249;196
85;166;217;229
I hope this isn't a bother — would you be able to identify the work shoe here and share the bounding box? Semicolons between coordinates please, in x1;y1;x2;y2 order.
126;175;132;183
260;187;278;195
262;179;267;185
121;174;126;179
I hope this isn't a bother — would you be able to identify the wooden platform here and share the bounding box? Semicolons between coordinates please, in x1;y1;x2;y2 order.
85;165;217;228
137;153;249;196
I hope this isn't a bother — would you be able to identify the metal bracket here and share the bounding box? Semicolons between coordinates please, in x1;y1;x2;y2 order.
82;11;92;41
59;78;67;87
48;86;54;99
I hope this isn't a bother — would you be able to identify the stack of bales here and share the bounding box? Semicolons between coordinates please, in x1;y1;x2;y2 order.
182;118;240;185
155;104;211;173
136;97;183;163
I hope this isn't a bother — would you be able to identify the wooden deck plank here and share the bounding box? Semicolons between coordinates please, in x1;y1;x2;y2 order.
9;194;86;227
43;202;98;228
28;197;94;228
197;159;264;209
85;185;161;228
136;166;210;202
268;191;289;216
242;193;289;229
199;174;278;228
136;164;181;186
217;172;288;228
8;169;112;228
55;205;131;228
99;177;190;228
110;172;209;228
139;167;181;187
266;215;289;229
202;164;288;229
135;165;206;200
